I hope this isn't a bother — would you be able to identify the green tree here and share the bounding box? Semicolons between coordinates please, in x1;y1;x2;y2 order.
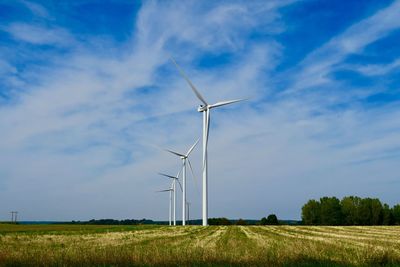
382;204;395;225
393;204;400;225
358;198;372;225
320;197;342;225
341;196;361;225
370;199;383;225
302;199;321;225
266;214;279;225
358;198;383;225
259;217;267;225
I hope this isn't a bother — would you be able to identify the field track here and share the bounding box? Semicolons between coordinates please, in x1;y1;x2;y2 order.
0;224;399;266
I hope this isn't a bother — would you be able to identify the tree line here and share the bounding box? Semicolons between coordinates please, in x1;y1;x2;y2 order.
208;214;279;225
64;217;280;226
69;219;155;225
302;196;400;225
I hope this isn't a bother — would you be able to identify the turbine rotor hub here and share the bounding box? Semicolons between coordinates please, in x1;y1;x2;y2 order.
198;105;207;112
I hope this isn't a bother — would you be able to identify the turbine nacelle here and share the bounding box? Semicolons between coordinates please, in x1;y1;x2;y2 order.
164;139;199;159
198;105;207;112
198;99;247;112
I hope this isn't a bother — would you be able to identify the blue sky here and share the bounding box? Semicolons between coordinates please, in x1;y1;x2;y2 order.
0;0;399;221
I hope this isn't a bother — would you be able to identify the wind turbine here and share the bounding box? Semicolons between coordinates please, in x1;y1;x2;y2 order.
164;139;199;226
171;57;245;226
158;172;182;226
156;186;173;226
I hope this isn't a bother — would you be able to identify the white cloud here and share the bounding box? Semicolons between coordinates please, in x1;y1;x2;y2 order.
3;23;74;46
350;59;400;76
288;0;400;92
136;1;288;54
20;0;49;18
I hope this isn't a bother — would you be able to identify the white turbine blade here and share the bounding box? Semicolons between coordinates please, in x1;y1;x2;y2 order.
176;179;183;192
209;98;247;109
158;173;177;179
170;57;208;106
176;167;182;179
164;148;185;158
185;138;199;157
187;158;200;195
156;189;172;193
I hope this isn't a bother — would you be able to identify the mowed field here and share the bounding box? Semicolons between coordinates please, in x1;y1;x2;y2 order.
0;224;400;266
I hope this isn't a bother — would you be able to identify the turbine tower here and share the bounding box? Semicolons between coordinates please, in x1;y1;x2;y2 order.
164;139;198;226
186;201;191;224
158;172;182;226
171;57;245;226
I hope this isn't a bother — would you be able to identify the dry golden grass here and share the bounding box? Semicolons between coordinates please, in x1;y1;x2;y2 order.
0;224;399;266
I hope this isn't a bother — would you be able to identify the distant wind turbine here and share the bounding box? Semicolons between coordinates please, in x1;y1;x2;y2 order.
158;172;182;226
164;139;199;225
156;186;174;226
171;57;246;226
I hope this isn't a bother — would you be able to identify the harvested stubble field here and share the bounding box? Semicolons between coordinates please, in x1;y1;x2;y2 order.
0;224;399;266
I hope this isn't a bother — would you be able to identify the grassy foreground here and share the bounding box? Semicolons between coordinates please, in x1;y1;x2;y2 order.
0;224;399;266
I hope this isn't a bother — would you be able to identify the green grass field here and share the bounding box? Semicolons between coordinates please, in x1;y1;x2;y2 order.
0;224;399;266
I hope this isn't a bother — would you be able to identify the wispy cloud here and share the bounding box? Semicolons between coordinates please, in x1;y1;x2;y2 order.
288;0;400;92
3;23;74;46
19;0;49;18
350;59;400;76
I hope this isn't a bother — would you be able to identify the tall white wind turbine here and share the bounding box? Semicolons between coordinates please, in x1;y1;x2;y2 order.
158;172;182;226
164;139;199;226
171;57;245;226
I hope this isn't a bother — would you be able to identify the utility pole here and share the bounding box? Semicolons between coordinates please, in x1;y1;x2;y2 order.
10;211;14;223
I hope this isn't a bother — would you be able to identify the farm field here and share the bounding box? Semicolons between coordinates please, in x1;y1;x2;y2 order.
0;224;399;266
